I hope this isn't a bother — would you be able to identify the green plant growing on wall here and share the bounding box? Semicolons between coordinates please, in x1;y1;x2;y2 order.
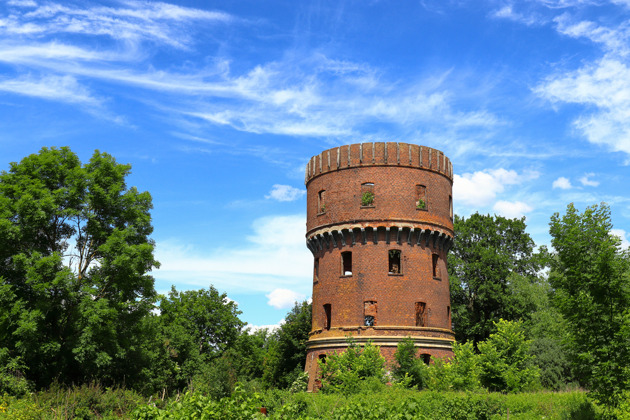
361;191;375;206
416;199;426;209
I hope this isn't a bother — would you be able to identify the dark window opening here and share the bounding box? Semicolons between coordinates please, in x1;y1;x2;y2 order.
447;306;451;326
323;304;331;330
388;250;401;274
364;301;377;326
318;354;327;363
361;182;375;206
432;254;440;278
341;251;352;276
449;195;453;219
415;302;427;327
416;185;427;210
421;354;431;365
318;190;326;213
314;258;319;281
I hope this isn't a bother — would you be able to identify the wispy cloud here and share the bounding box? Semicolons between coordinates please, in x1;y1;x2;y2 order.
265;185;306;202
0;74;99;105
535;58;630;157
579;173;599;186
2;1;232;49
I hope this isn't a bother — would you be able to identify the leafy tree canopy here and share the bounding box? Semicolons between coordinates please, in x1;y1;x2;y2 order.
0;147;158;389
549;203;630;408
448;213;547;344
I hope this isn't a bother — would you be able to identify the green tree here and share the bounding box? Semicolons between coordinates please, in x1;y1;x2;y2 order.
549;203;630;408
156;286;245;391
448;213;546;344
0;147;158;389
263;300;312;389
478;319;540;392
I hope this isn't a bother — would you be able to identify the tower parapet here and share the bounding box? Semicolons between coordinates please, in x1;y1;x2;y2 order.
304;142;455;391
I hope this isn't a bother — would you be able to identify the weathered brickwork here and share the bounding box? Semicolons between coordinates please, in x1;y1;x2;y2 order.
304;142;455;391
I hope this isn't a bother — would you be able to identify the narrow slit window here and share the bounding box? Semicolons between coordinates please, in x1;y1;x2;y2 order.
416;185;427;210
341;251;352;276
318;190;326;213
388;250;401;274
447;306;451;325
449;195;453;219
323;304;331;330
361;182;375;207
421;354;431;365
314;258;319;281
432;254;440;278
415;302;427;327
364;301;377;327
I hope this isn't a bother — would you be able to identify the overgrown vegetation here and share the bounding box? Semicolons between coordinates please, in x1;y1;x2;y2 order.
1;148;629;418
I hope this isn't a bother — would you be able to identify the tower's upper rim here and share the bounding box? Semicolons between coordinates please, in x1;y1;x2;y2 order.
305;142;453;185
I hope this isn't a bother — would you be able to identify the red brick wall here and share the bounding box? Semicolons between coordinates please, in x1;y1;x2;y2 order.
304;142;455;391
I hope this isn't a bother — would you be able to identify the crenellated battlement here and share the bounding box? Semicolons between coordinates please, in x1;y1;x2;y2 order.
305;142;453;185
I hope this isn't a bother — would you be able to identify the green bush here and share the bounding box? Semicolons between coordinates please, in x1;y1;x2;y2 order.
318;339;386;394
391;337;428;389
478;319;540;392
0;348;31;397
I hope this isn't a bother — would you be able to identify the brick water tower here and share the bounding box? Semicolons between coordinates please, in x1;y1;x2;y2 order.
303;142;455;390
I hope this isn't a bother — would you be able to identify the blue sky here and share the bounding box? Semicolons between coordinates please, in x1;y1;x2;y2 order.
1;0;629;329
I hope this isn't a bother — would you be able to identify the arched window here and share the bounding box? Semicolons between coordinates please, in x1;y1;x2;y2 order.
318;190;326;213
323;304;331;330
361;182;375;207
416;185;427;210
415;302;427;327
341;251;352;276
364;301;377;326
388;249;401;274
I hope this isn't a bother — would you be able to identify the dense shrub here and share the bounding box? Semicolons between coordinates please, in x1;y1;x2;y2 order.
318;339;386;394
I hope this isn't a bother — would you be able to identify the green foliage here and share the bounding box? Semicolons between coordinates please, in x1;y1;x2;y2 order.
549;203;630;409
478;319;540;392
318;339;386;394
0;347;30;397
391;337;428;389
263;300;312;389
449;213;547;344
416;199;426;209
0;147;159;390
0;382;144;419
153;286;244;392
361;191;374;206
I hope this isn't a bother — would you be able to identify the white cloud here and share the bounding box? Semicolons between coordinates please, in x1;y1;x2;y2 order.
1;1;232;49
154;214;312;294
492;200;534;219
0;74;100;105
535;58;630;156
265;185;306;202
454;168;539;207
611;229;630;249
554;14;630;56
579;173;599;187
266;288;305;309
552;176;572;189
245;323;282;333
491;5;541;26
